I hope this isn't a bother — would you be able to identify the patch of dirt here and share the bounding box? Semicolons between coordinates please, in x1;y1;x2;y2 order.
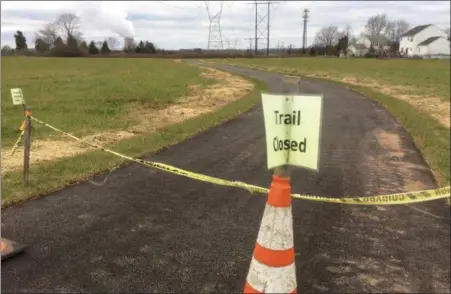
373;129;429;191
1;67;254;173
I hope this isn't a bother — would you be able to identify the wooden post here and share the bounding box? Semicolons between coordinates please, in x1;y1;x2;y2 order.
274;165;291;178
275;75;302;179
23;106;32;186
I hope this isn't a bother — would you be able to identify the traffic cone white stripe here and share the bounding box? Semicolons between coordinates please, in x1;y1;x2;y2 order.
246;256;297;293
256;204;294;251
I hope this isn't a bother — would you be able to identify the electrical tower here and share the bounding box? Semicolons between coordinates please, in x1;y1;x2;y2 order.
225;38;239;50
302;8;309;52
247;1;279;55
205;1;224;50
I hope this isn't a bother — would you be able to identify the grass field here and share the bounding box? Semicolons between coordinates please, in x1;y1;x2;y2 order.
214;57;450;186
1;57;216;147
1;57;263;207
216;58;450;100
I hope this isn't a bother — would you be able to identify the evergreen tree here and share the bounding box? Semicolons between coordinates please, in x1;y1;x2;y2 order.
14;30;28;50
100;40;110;54
144;41;156;53
88;41;99;55
35;38;50;53
135;41;145;53
79;41;89;55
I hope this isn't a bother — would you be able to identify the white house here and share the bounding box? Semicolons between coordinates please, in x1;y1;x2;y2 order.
347;34;390;56
399;24;450;57
418;36;450;56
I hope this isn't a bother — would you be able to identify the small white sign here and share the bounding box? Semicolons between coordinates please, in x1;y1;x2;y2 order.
262;93;323;170
10;88;25;105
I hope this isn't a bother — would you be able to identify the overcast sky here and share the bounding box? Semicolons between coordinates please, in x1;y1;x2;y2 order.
1;1;450;50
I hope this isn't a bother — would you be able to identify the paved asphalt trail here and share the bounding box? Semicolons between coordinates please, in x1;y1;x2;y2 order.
2;64;450;293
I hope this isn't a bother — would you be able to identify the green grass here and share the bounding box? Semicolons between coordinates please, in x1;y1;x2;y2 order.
1;71;266;208
1;57;216;147
215;57;450;186
215;58;450;101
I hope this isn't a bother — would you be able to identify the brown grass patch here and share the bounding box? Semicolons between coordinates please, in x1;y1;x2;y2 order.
305;73;450;128
1;67;254;173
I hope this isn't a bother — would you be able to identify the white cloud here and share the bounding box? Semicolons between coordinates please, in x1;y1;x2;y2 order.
1;1;450;50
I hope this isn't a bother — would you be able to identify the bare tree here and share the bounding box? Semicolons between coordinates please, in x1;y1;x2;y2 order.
365;14;388;36
394;20;410;42
54;13;82;41
385;21;396;42
344;24;352;37
106;37;120;50
349;35;358;46
338;25;352;42
314;26;339;47
384;19;409;52
35;23;58;47
444;27;450;41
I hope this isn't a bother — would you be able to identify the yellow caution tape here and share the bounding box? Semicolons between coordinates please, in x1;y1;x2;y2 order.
19;120;26;131
30;116;451;205
10;130;24;156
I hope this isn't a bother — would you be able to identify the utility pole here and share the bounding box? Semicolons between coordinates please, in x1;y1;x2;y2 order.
302;8;309;52
267;2;270;56
245;38;253;52
254;1;258;54
245;37;261;52
246;1;279;56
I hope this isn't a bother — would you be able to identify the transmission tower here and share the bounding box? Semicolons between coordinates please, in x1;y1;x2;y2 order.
247;1;279;55
225;38;239;50
302;8;309;52
205;1;224;50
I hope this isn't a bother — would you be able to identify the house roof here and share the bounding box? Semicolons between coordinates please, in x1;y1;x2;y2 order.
364;34;389;44
401;24;432;37
418;36;442;46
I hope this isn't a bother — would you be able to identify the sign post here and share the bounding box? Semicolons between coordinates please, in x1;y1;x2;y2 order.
10;88;31;186
23;106;32;186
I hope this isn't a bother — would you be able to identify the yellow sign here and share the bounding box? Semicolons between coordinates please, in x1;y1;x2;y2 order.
261;93;323;170
10;88;25;105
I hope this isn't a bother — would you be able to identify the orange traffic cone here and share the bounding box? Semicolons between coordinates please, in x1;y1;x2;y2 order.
244;175;297;293
1;238;26;261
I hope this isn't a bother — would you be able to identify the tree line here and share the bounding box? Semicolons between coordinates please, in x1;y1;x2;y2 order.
311;14;416;57
1;13;157;57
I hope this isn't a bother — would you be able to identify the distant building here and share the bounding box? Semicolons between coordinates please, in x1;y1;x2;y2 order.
347;34;390;57
399;24;450;57
124;37;135;51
